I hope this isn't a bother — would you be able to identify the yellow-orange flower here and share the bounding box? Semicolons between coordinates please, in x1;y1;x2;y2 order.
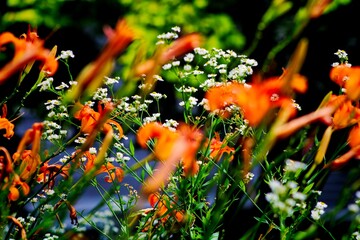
137;122;202;194
12;123;43;181
205;72;307;126
326;123;360;169
207;132;235;162
8;174;30;201
74;102;123;137
148;192;184;223
330;65;360;101
37;162;69;189
0;105;14;139
332;98;360;129
0;29;58;83
81;151;124;182
64;19;134;103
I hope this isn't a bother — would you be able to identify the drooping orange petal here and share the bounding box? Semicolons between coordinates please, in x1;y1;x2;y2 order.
0;31;58;83
64;19;134;103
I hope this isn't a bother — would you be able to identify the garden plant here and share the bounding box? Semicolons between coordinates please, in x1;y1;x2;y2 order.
0;0;359;239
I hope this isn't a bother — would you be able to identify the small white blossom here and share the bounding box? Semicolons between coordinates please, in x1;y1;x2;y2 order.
184;53;195;62
153;75;164;81
172;61;180;66
157;32;178;40
284;159;307;172
194;47;209;56
38;77;54;91
162;63;172;70
92;88;108;100
184;64;192;71
311;201;328;221
104;76;120;85
59;50;75;60
150;92;164;100
55;82;69;90
171;26;181;32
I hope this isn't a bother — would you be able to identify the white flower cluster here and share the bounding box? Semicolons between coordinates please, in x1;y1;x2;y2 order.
265;179;307;218
348;191;360;224
332;49;351;67
311;201;328;221
43;120;68;141
156;26;180;45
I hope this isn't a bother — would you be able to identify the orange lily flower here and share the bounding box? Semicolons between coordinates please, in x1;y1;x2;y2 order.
54;199;78;225
0;105;14;139
205;71;307;126
207;132;235;162
326;123;360;169
332;97;360;129
148;192;184;223
330;65;360;101
37;162;70;189
8;174;30;201
137;122;179;162
74;102;123;137
308;0;332;19
12;123;43;181
81;151;124;182
64;19;134;103
0;29;58;83
137;122;202;195
7;216;27;239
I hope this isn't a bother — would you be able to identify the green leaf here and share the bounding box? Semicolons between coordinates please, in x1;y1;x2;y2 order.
129;139;135;156
303;182;314;194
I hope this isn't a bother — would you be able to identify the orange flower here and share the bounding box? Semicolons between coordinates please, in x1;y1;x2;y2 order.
7;216;27;239
148;192;184;223
326;123;360;169
8;174;30;201
81;151;124;182
332;98;360;129
37;162;69;189
74;102;123;137
137;122;179;161
137;122;202;195
308;0;332;19
0;105;14;139
207;132;235;162
54;199;78;225
12;123;43;181
64;19;134;103
330;65;360;101
205;72;307;126
0;29;58;83
329;64;351;87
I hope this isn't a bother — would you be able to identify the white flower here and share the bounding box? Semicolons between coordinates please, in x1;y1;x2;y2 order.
172;60;180;66
184;64;192;71
284;159;307;172
171;26;181;32
150;92;164;100
184;53;194;62
104;76;120;85
311;201;328;221
194;47;208;56
188;96;198;107
55;82;69;90
38;77;53;91
59;50;75;60
162;63;172;70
